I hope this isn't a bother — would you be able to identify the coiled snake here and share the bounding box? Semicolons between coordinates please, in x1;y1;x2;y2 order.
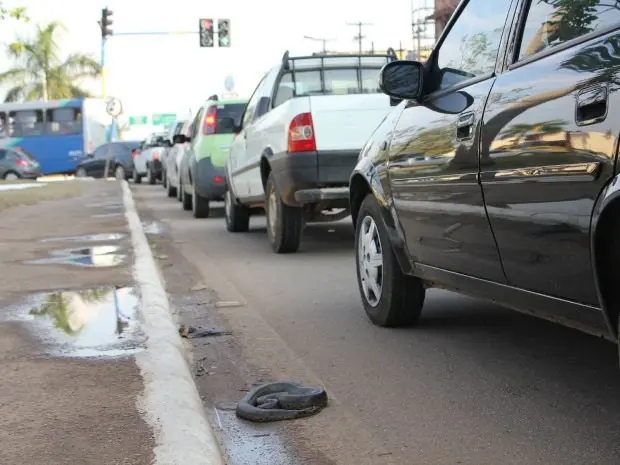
236;381;328;422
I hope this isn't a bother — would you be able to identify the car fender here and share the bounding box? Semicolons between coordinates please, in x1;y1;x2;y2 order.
590;174;620;338
349;154;415;276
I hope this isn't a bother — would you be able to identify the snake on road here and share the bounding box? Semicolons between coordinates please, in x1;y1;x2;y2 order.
235;381;328;422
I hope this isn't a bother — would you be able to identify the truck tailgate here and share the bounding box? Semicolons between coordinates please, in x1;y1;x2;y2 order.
310;94;390;152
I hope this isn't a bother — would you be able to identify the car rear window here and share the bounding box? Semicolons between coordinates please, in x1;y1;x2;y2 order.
215;104;245;134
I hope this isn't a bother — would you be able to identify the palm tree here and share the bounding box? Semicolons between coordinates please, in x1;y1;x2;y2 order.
0;21;100;102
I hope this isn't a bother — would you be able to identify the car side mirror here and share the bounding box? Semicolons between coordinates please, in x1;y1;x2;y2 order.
86;153;94;158
379;60;424;101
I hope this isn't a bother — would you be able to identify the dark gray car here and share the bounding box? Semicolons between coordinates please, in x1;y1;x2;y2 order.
0;148;41;180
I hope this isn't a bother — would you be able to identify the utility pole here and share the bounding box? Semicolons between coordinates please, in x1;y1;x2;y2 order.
347;21;372;54
303;35;334;54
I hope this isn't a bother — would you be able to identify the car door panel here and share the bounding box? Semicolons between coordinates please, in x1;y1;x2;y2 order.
479;14;620;305
389;80;506;282
388;0;515;282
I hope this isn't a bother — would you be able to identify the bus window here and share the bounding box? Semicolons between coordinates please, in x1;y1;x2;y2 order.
10;110;44;137
46;107;82;135
0;112;6;136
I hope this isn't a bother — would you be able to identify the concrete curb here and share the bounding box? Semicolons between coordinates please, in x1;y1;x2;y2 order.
121;181;225;465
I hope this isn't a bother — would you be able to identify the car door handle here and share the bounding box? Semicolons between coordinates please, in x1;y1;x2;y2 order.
456;112;475;140
576;84;608;126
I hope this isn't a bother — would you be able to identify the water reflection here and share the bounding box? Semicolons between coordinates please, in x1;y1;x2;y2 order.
25;245;127;268
41;233;126;243
26;286;143;357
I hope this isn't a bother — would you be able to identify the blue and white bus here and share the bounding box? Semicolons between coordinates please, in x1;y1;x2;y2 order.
0;98;115;175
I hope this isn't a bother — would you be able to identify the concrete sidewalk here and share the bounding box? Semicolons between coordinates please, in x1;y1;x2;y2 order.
0;180;223;465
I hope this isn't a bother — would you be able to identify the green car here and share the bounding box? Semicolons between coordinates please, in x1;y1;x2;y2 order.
179;95;247;218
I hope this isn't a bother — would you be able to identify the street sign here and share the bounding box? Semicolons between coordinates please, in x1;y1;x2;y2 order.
128;115;148;126
152;113;177;126
105;97;123;117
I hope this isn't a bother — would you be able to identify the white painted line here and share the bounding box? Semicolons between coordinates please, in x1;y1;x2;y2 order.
122;181;225;465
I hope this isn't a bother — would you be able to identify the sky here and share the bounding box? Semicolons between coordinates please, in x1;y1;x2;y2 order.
0;0;418;138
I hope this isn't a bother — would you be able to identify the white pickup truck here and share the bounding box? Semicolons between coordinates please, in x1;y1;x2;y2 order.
132;132;171;184
225;50;397;254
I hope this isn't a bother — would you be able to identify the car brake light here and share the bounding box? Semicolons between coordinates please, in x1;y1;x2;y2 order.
132;150;139;158
287;112;316;153
203;106;217;135
213;175;224;184
15;159;28;167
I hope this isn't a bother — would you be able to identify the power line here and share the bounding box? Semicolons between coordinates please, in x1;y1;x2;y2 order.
346;21;372;54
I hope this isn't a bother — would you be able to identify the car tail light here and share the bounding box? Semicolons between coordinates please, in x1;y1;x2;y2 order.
203;105;217;135
213;175;224;184
153;151;159;160
132;150;139;158
287;112;316;153
15;159;28;167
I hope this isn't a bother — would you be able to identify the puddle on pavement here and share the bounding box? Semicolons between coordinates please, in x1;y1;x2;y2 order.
25;245;127;268
4;286;145;358
41;233;127;243
143;221;165;236
214;408;302;465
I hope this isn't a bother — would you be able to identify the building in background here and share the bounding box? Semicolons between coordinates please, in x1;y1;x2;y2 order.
428;0;459;39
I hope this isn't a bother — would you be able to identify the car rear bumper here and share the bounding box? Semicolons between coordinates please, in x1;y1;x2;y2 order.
269;149;359;206
193;157;226;200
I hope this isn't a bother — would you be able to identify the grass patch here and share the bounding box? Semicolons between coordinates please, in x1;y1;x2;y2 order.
0;181;88;212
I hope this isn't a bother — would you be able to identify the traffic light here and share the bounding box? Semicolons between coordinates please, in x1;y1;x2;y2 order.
100;7;113;38
218;19;230;47
199;18;214;47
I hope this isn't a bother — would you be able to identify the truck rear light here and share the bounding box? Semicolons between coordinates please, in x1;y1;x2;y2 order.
288;112;316;153
153;151;160;160
213;175;224;184
203;106;217;135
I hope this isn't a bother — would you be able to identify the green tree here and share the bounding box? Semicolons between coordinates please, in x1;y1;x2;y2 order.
0;21;100;102
0;2;27;21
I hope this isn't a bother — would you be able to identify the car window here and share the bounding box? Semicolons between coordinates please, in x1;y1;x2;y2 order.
0;149;6;160
93;145;109;159
518;0;620;60
242;74;267;128
436;0;513;90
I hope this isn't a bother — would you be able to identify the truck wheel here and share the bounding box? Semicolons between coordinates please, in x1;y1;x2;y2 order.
182;185;193;211
192;188;210;218
355;194;426;327
132;168;142;184
225;188;250;232
265;173;303;254
147;165;156;185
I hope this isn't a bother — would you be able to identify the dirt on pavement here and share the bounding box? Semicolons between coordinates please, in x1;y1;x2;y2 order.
0;181;154;465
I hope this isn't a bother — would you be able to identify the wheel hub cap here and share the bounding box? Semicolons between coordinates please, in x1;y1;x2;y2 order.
358;215;383;307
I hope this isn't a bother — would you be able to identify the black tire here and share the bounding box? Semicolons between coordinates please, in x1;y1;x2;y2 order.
167;179;177;198
355;194;426;327
114;164;126;181
177;179;183;202
265;172;303;254
162;170;167;188
132;167;142;184
3;171;20;180
147;165;156;185
225;187;250;232
182;185;193;211
192;189;210;218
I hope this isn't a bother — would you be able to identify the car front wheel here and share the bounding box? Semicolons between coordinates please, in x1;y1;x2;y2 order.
355;194;425;327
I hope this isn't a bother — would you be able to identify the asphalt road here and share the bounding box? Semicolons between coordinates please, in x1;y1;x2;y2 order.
135;183;620;465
